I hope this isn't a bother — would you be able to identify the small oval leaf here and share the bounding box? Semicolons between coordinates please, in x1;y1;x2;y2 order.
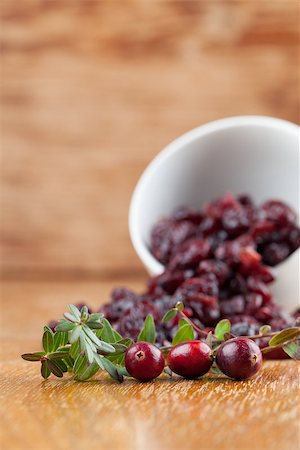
42;329;54;353
137;314;156;343
162;309;177;323
269;328;300;347
41;361;51;379
172;323;194;346
22;352;44;362
46;359;63;378
214;319;231;341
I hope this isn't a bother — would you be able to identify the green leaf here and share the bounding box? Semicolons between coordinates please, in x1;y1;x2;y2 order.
210;364;224;375
110;343;128;353
83;326;115;353
53;331;68;350
86;322;103;329
68;304;81;321
107;352;125;366
85;340;96;364
137;314;156;343
269;328;300;347
172;323;194;346
46;359;63;378
205;331;213;349
48;351;70;360
54;359;68;373
21;352;45;362
70;340;81;359
42;329;54;353
75;362;99;381
283;339;300;360
116;338;133;348
88;313;103;322
69;325;82;344
73;354;88;375
115;366;129;377
214;319;231;341
162;309;177;323
101;358;124;382
80;306;89;321
100;319;122;343
63;312;78;323
178;318;189;328
41;361;51;379
56;322;76;332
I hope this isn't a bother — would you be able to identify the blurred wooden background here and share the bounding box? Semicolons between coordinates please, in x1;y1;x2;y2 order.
1;0;299;281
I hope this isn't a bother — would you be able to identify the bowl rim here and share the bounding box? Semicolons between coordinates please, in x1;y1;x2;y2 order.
129;115;299;276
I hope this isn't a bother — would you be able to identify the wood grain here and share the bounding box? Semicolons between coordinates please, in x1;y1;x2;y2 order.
1;280;300;450
1;0;299;279
1;5;299;447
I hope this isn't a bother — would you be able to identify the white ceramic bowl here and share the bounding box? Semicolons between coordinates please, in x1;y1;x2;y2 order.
129;116;299;311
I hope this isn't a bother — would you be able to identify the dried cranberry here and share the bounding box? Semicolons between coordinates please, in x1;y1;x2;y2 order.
169;239;211;270
148;271;185;295
197;259;230;284
247;277;271;303
261;242;291;266
221;207;250;237
151;218;197;264
261;200;297;226
237;194;253;206
220;296;245;316
251;221;276;244
171;206;203;224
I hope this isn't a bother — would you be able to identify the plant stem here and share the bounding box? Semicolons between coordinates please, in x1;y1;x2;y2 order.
179;311;209;338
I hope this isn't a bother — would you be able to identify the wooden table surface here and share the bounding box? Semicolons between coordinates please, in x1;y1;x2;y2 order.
1;280;300;450
1;1;299;450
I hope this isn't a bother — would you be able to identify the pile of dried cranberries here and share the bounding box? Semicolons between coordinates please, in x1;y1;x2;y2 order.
100;193;299;351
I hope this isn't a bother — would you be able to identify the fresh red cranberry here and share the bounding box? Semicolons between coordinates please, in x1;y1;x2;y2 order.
216;337;262;380
167;341;213;379
125;342;164;382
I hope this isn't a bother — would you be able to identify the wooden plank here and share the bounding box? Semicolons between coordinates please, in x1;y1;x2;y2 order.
0;280;299;450
1;1;299;278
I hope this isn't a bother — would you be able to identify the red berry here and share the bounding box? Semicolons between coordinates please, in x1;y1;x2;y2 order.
216;337;262;380
167;341;213;379
125;342;164;382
